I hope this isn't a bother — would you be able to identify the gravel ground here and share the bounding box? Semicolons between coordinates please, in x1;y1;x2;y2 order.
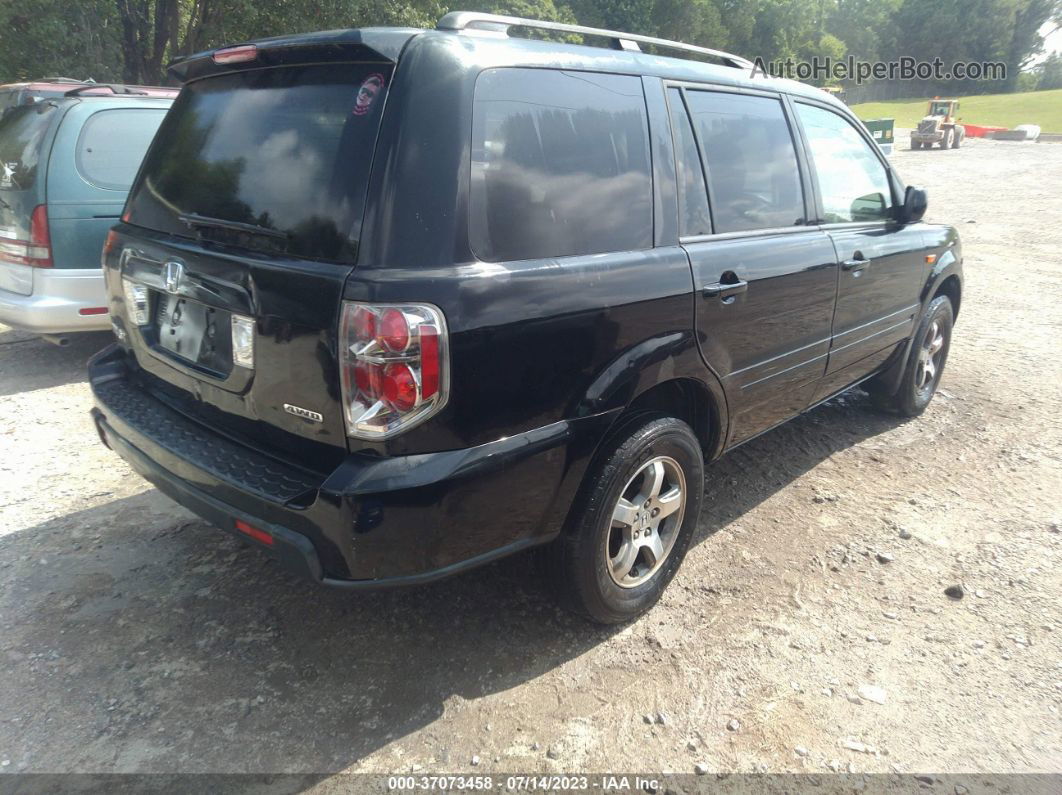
1;133;1060;777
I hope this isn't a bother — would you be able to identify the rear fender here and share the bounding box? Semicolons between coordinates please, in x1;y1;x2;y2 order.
535;333;727;542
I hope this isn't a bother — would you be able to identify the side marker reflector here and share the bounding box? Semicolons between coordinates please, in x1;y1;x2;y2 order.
235;519;274;546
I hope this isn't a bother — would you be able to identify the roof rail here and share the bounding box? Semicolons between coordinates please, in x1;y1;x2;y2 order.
436;11;754;69
41;77;94;84
64;84;148;97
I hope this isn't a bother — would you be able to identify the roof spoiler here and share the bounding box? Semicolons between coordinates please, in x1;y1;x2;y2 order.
168;29;416;84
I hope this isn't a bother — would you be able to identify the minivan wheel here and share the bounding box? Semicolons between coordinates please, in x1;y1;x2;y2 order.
548;415;704;624
871;295;953;417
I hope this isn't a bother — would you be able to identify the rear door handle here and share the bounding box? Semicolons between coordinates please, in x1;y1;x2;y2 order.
702;280;748;299
842;257;871;272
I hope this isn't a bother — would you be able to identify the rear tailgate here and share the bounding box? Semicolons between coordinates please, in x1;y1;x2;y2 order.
0;102;59;295
107;38;404;471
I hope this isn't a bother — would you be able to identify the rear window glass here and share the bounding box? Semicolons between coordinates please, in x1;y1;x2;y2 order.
76;108;168;191
0;104;56;191
470;68;652;262
684;90;805;233
128;64;392;262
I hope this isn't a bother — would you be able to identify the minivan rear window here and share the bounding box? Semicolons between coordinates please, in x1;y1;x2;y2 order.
127;64;392;262
470;68;653;262
76;108;169;191
0;104;56;192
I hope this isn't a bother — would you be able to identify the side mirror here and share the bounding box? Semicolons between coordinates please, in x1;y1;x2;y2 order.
901;185;928;224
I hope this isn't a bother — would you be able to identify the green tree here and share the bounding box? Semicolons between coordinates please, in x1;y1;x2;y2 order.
567;0;654;33
0;0;122;82
827;0;902;61
650;0;728;50
1037;51;1062;88
892;0;1060;94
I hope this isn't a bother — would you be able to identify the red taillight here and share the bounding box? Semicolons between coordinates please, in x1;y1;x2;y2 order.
379;308;410;352
420;326;440;399
102;229;119;258
213;44;258;64
339;302;449;439
382;363;418;411
351;306;377;341
78;307;108;316
0;204;51;267
235;519;273;546
354;362;383;396
104;209;130;263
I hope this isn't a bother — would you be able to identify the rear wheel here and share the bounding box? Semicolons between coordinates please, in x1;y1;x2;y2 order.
951;128;963;148
547;415;704;624
870;295;953;417
911;140;922;150
939;128;951;149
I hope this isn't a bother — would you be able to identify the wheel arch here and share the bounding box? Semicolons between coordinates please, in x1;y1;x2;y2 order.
537;341;728;543
933;273;962;319
621;377;722;460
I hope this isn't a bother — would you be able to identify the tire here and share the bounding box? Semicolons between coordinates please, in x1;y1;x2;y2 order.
911;140;921;150
547;414;704;624
952;128;963;148
939;128;950;149
871;295;954;417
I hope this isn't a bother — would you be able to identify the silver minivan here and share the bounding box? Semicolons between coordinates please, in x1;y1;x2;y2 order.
0;84;175;339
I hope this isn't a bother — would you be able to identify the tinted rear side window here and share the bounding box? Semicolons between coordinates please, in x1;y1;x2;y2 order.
667;88;712;238
0;104;57;192
76;108;169;191
127;64;392;262
470;68;652;262
684;91;805;233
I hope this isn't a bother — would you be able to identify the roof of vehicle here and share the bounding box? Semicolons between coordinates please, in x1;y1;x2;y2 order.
166;15;843;111
0;80;177;98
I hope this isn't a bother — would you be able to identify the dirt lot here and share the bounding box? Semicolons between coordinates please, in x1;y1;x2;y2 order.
1;133;1060;778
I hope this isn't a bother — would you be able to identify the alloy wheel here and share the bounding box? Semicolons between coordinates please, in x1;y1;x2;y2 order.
605;456;686;588
916;319;945;392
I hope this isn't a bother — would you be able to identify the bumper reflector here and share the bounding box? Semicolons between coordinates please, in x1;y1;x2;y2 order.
79;307;109;316
235;519;273;546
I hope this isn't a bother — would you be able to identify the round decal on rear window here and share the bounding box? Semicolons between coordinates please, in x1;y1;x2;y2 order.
354;74;385;116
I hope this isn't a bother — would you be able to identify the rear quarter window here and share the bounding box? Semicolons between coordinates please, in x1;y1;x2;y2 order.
0;104;56;192
76;108;169;191
470;68;653;262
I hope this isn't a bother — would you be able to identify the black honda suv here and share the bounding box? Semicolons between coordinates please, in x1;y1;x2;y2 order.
90;12;962;623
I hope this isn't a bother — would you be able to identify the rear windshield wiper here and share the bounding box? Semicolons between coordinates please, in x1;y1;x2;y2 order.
178;212;289;242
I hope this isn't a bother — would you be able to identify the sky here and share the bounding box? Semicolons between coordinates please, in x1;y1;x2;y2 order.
1032;20;1061;65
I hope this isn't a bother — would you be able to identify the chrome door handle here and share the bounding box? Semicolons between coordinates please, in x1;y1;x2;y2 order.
842;257;871;272
702;280;748;299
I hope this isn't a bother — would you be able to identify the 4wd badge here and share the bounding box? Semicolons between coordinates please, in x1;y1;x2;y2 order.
284;404;323;423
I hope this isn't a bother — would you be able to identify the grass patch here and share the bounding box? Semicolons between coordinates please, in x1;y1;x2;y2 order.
850;88;1062;131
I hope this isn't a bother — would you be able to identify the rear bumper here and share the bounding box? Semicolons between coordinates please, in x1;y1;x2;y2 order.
0;266;109;333
89;344;612;588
